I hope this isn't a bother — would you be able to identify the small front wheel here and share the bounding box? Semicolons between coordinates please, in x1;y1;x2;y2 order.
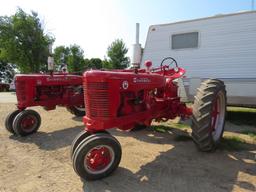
13;109;41;136
5;110;21;134
72;133;122;180
70;130;110;159
70;130;91;159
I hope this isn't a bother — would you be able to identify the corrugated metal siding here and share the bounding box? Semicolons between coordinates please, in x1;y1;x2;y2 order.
142;11;256;79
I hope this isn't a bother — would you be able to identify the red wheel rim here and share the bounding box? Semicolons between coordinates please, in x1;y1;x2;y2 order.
209;91;225;141
210;97;219;133
20;115;37;132
84;145;114;174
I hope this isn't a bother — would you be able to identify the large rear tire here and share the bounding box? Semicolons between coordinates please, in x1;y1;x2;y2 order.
191;79;226;152
72;133;122;180
66;105;85;117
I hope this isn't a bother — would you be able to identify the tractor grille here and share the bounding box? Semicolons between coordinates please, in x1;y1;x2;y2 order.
15;81;26;102
84;82;110;118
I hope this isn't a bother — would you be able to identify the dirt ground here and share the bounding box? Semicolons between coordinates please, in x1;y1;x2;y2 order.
0;103;255;192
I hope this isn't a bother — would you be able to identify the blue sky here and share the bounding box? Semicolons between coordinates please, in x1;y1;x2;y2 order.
0;0;254;58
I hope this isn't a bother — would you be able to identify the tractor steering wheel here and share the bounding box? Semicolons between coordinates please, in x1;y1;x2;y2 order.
160;57;178;70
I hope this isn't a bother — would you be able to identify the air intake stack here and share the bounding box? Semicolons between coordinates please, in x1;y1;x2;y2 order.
130;23;142;68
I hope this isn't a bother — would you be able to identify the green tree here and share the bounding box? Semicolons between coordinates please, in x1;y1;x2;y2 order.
0;60;16;83
83;58;90;69
107;39;129;69
87;58;102;69
0;8;54;73
53;44;85;73
67;45;85;72
102;56;112;69
53;45;69;70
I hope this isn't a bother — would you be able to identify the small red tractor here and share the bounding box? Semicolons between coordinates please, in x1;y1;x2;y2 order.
0;82;10;92
71;57;226;180
5;73;85;136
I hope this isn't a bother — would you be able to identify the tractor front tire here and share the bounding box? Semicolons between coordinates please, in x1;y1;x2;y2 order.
5;110;21;134
66;106;85;117
191;79;226;152
70;130;91;159
70;130;110;159
72;133;122;180
13;109;41;136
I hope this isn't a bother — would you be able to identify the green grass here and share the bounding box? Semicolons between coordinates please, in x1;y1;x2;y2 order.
166;121;189;129
219;136;248;151
152;120;190;133
151;124;192;142
151;121;190;133
240;130;256;140
226;107;256;126
151;125;169;133
227;107;256;113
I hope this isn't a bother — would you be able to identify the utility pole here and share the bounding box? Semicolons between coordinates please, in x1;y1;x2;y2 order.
252;0;255;10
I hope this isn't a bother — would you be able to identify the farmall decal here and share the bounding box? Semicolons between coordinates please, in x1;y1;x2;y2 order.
122;81;129;89
133;77;151;83
46;76;75;82
46;77;66;81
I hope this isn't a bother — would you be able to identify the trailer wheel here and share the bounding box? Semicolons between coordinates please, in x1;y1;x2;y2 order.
66;105;85;117
5;110;21;134
70;130;110;159
13;110;41;136
191;79;226;152
72;133;122;180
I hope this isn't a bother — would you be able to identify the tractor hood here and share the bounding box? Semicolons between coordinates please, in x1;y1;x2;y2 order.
83;70;166;91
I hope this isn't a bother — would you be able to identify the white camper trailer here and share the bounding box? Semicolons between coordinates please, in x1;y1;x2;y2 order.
141;11;256;107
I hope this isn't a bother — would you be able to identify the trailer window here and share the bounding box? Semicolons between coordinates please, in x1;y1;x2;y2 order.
172;32;198;49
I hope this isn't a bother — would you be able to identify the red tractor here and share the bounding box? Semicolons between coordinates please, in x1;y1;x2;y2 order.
71;57;227;180
0;82;10;92
5;73;85;136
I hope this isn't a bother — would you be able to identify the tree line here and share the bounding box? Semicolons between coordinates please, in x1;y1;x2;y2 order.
0;8;129;83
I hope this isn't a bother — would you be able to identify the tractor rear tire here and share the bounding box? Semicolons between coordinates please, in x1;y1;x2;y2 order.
72;133;122;180
13;109;41;136
191;79;226;152
66;106;85;117
5;110;21;134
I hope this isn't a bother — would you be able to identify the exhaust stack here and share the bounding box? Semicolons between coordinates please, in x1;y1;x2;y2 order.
131;23;142;68
47;43;54;74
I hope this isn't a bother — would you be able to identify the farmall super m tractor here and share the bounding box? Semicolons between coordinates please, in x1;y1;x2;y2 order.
71;57;226;180
5;50;85;136
5;73;85;136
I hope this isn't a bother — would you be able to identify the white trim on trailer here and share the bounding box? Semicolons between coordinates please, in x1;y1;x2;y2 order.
148;10;256;28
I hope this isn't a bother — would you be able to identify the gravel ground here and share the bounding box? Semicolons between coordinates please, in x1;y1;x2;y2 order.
0;102;255;192
0;92;17;103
